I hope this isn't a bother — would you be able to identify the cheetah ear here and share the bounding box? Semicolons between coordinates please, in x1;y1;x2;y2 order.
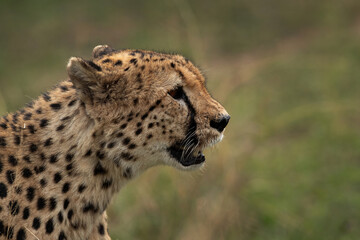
92;45;115;58
67;57;102;104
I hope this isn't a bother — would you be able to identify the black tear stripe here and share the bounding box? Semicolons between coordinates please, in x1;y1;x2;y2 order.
167;90;199;162
182;92;198;138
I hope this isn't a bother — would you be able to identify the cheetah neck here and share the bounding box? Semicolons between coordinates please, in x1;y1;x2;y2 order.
4;80;130;235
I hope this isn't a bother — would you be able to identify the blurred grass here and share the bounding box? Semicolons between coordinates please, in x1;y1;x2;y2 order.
1;0;360;239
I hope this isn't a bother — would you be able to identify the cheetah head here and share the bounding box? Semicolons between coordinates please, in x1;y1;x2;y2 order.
67;45;229;172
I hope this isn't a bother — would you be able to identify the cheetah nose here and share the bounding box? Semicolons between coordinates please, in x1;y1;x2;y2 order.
210;114;230;133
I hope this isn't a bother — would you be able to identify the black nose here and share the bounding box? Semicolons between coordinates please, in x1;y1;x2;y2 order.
210;115;230;132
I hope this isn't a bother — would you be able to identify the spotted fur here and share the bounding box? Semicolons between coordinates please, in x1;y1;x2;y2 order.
0;45;229;239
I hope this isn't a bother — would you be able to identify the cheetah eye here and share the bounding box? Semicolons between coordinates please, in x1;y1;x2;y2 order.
168;86;185;100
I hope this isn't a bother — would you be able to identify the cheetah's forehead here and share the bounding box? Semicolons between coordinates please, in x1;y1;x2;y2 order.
95;49;188;66
92;48;205;85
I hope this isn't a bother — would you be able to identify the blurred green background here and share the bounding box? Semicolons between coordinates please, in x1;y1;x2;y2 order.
1;0;360;239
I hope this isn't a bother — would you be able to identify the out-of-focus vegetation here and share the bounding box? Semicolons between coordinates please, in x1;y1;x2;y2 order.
1;0;360;239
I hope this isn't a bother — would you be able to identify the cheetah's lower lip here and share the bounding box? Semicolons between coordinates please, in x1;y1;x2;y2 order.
167;145;205;167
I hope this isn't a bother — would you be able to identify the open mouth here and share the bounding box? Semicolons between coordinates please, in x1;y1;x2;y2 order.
168;144;205;167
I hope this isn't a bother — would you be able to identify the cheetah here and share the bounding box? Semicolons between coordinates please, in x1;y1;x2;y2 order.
0;45;230;240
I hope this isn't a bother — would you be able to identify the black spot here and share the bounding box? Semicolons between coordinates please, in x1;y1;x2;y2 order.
135;128;142;135
102;58;111;63
61;116;70;121
62;182;70;193
10;123;17;132
116;132;124;138
115;60;122;66
44;138;53;147
22;207;30;220
120;123;127;129
40;178;47;187
121;152;133;161
133;98;139;105
45;218;54;234
40;119;49;128
66;163;73;172
0;123;7;129
148;106;156;113
32;217;41;230
0;220;3;235
107;142;115;148
60;85;69;92
14;135;20;145
16;227;26;240
21;168;33;178
6;170;15;184
58;211;64;223
122;137;130;145
67;209;73;220
58;231;66;240
68;99;77;107
148;123;154;129
22;155;31;163
26;187;35;202
8;155;18;166
78;184;86;193
49;154;58;163
82;202;98;213
54;172;62;183
42;92;51;102
177;70;185;79
84;149;92;157
141;113;148;120
61;154;72;163
93;162;107;175
63;198;69;210
49;197;57;211
29;143;38;152
101;179;112;189
34;165;46;174
50;103;62;111
8;200;20;215
128;143;137;149
171;62;175;68
96;151;105;160
24;112;32;120
3;225;14;238
87;61;102;71
56;124;65;131
37;197;46;210
36;108;42;114
0;137;6;147
98;224;105;235
124;66;130;71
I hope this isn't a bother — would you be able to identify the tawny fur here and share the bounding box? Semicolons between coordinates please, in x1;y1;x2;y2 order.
0;45;229;240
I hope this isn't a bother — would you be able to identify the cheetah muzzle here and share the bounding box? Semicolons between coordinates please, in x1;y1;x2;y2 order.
0;45;229;240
